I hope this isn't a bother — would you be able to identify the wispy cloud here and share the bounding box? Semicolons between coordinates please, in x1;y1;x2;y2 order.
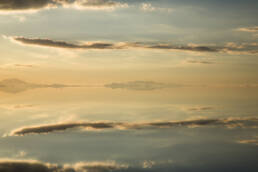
141;3;156;12
187;106;214;111
142;160;173;169
15;151;27;158
186;60;215;65
0;0;127;13
6;117;258;136
237;26;258;33
236;26;258;39
0;63;35;69
7;36;258;55
238;139;258;146
0;104;38;110
142;160;156;168
140;3;172;13
64;161;128;172
238;136;258;146
14;64;34;68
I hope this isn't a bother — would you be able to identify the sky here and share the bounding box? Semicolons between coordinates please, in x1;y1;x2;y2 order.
0;0;258;172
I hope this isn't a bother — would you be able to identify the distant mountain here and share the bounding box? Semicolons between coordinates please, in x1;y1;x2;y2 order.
105;81;181;91
0;78;37;93
0;78;80;94
0;78;31;86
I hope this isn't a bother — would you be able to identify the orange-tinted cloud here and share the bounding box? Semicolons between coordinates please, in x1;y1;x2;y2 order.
7;117;258;136
9;36;258;55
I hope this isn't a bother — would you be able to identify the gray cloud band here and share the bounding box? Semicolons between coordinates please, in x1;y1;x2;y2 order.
0;0;125;11
7;117;258;136
0;160;128;172
10;36;258;54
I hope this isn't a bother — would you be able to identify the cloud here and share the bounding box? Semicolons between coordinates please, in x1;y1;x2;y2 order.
11;36;218;52
0;78;81;94
238;139;258;146
14;64;34;68
0;0;52;11
7;117;258;136
0;63;35;69
105;81;181;91
8;36;258;54
12;36;125;49
15;151;27;158
142;160;173;169
69;0;128;10
13;104;38;109
0;159;128;172
0;159;56;172
238;136;258;146
0;0;127;13
236;27;258;40
140;3;172;13
10;122;117;136
188;106;214;111
141;3;156;12
223;42;258;55
0;104;38;111
64;161;128;172
142;160;156;169
145;44;218;52
237;26;258;33
186;60;215;65
8;36;215;52
0;159;175;172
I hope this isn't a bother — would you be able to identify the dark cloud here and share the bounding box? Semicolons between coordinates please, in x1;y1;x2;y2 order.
0;78;81;94
0;0;51;11
146;44;218;52
13;37;122;49
9;36;258;54
12;122;117;136
0;0;126;12
0;159;258;172
104;81;180;91
0;160;56;172
8;117;258;136
0;160;128;172
11;37;218;52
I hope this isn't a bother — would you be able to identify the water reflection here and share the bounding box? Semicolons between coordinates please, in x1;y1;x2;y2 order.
0;81;258;172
